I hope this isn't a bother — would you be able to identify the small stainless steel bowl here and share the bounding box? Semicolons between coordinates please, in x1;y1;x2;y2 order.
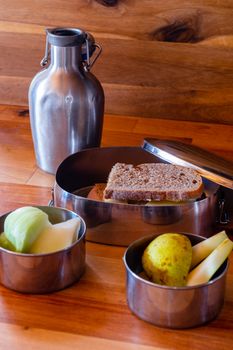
0;206;86;294
123;233;228;329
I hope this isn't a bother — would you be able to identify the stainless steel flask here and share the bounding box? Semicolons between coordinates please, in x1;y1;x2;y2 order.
29;28;104;174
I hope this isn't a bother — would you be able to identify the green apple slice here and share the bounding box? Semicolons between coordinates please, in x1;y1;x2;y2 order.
4;206;51;253
0;232;16;251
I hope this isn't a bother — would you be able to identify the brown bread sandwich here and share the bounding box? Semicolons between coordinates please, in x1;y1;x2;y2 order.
88;163;204;204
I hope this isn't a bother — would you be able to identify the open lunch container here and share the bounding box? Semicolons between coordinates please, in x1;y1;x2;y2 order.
53;139;233;246
123;231;229;329
0;206;86;294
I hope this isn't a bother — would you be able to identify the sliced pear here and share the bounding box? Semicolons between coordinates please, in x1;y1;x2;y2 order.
30;218;81;254
187;238;233;286
191;230;228;269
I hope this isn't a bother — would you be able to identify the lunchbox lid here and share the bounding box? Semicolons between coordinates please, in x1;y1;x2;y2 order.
142;138;233;189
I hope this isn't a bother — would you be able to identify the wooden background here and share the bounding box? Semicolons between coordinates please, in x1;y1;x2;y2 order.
0;0;233;124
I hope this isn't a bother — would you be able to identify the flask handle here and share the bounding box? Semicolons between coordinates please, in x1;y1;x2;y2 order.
83;39;102;71
40;33;102;70
40;34;50;67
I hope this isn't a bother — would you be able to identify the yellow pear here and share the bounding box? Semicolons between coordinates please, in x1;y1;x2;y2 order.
142;233;192;287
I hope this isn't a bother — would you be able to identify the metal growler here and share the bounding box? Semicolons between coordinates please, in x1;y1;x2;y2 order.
29;28;104;174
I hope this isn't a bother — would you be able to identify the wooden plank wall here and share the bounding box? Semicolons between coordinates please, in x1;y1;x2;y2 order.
0;0;233;124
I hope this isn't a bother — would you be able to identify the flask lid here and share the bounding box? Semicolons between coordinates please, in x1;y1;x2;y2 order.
46;28;86;47
142;138;233;189
40;27;102;70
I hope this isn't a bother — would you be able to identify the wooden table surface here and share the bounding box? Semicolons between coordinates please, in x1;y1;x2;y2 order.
0;104;233;349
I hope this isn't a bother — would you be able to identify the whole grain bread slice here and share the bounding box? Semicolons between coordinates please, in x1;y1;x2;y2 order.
103;163;204;202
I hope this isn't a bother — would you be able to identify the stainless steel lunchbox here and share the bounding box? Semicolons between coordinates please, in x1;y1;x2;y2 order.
53;139;233;246
123;232;228;329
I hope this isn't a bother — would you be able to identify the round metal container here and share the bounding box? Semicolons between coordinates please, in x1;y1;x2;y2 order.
123;233;228;329
54;147;220;246
0;206;86;293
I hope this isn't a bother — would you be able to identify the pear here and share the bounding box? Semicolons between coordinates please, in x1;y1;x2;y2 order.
142;233;192;287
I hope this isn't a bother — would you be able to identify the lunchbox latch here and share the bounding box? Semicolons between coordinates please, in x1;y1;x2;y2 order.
217;198;230;225
48;188;55;207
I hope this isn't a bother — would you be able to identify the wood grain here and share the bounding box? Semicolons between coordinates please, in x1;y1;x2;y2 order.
0;323;164;350
0;1;233;122
0;104;233;187
0;104;233;349
0;104;233;186
0;183;233;350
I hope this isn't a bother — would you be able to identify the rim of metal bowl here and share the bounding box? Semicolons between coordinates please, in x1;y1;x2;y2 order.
123;232;229;290
54;146;218;208
0;205;86;257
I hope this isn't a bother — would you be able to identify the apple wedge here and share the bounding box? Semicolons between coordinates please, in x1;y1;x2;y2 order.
30;217;81;254
0;232;16;251
4;206;51;253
